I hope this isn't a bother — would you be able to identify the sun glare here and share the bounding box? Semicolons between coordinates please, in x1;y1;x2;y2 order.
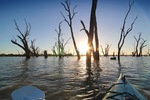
79;42;89;55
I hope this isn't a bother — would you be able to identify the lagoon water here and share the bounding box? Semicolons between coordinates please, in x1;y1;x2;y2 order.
0;56;150;100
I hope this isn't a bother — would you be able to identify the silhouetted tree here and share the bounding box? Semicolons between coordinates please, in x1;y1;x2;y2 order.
133;33;147;56
131;41;136;56
100;45;105;56
134;33;141;56
118;0;137;61
52;44;57;56
11;19;31;58
81;0;99;62
146;48;150;55
60;37;71;54
55;21;63;58
80;20;94;53
80;20;94;62
54;21;71;58
139;38;147;56
44;50;48;58
94;6;99;60
121;51;125;56
61;0;80;60
30;39;39;57
100;44;111;56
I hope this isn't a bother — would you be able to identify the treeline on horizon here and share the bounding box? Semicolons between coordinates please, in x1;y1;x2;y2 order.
0;53;73;57
0;53;150;57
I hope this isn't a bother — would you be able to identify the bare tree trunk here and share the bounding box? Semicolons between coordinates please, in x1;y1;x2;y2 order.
55;21;63;59
139;38;147;56
30;39;39;57
134;33;147;57
88;0;98;62
80;0;98;62
94;11;99;60
118;0;137;61
61;0;80;60
134;33;141;56
100;45;105;56
80;20;94;62
146;48;150;55
101;44;111;56
70;25;80;60
11;19;31;58
52;43;57;56
44;50;48;58
55;21;71;58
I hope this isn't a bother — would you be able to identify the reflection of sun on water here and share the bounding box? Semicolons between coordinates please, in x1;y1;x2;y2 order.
79;42;89;55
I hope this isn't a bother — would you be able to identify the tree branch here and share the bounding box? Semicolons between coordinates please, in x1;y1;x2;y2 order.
80;20;89;37
71;5;77;19
11;39;25;50
14;20;24;38
60;12;70;26
24;19;31;37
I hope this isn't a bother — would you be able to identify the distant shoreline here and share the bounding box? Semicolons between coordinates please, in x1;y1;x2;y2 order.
0;54;150;57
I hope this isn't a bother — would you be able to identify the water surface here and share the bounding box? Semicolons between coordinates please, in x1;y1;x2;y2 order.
0;56;150;99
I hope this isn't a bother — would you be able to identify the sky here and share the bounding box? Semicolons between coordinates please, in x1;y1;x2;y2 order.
0;0;150;55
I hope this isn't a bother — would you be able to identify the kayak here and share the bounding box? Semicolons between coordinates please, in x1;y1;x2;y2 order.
102;73;148;100
11;85;45;100
110;57;116;60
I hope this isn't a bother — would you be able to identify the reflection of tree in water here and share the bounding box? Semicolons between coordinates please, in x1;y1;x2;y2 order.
118;60;124;78
85;60;102;99
86;62;93;87
16;58;29;85
56;58;64;90
118;60;121;76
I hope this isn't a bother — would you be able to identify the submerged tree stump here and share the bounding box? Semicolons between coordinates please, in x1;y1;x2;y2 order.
44;50;48;58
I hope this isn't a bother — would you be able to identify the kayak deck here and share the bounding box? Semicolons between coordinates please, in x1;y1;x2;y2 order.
102;74;147;100
11;85;45;100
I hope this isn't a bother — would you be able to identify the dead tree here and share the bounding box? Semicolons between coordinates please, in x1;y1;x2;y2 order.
89;0;99;61
61;0;80;60
60;38;71;55
139;38;147;56
134;33;141;56
131;41;136;56
117;0;137;61
121;51;125;56
134;33;147;56
52;44;57;56
94;6;99;60
100;44;111;56
100;45;105;56
80;0;99;62
80;20;94;54
30;39;39;57
54;21;71;58
80;20;94;62
11;19;31;58
55;21;63;58
146;48;150;55
44;50;48;58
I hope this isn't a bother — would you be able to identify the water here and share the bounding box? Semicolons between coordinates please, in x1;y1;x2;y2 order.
0;56;150;100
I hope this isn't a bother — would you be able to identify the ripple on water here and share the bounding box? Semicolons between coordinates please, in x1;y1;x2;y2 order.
0;56;150;99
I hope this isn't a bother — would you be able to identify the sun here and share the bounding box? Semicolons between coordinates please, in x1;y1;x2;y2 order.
79;42;89;55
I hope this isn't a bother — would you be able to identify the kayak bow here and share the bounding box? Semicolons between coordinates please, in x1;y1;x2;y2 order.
102;74;147;100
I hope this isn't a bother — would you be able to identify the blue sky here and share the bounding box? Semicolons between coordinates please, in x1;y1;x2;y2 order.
0;0;150;55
